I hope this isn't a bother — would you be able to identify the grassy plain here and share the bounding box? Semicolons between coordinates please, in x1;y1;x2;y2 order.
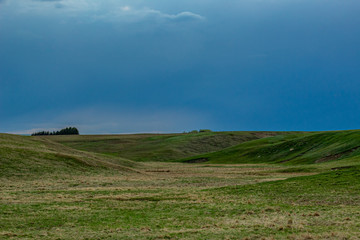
1;132;360;239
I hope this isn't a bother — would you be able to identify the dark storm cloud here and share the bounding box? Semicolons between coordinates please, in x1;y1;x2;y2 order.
2;0;360;133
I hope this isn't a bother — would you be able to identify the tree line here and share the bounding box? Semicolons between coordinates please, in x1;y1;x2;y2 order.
31;127;79;136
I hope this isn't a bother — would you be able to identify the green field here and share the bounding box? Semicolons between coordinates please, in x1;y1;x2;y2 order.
46;131;290;162
183;130;360;164
1;131;360;239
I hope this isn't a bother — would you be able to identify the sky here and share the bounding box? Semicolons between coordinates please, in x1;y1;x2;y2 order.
1;0;360;134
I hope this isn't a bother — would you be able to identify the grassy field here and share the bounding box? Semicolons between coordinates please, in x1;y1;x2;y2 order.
1;131;360;239
182;130;360;165
46;131;289;162
0;133;139;178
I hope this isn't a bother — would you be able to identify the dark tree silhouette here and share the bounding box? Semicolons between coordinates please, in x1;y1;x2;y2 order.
31;127;79;136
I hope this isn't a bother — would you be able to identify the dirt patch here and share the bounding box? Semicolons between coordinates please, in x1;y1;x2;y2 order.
145;170;170;173
316;153;343;163
110;196;186;202
316;146;360;163
331;166;353;171
184;158;209;163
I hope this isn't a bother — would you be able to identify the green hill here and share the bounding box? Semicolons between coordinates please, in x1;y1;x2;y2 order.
182;130;360;165
46;131;291;162
2;130;360;239
4;129;360;178
0;133;139;178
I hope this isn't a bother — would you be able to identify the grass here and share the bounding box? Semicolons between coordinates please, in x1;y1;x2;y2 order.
182;130;360;165
46;131;290;162
0;133;139;178
1;132;360;239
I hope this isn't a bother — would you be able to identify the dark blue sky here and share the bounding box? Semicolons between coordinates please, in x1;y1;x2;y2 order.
1;0;360;134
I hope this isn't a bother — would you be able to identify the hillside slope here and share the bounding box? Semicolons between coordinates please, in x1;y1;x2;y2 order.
47;131;292;162
0;134;139;178
182;130;360;165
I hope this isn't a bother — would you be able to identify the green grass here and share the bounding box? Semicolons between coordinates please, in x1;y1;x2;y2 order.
1;131;360;239
1;160;360;239
46;131;290;162
182;130;360;165
0;133;139;178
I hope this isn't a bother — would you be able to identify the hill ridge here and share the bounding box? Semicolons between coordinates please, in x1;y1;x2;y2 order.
0;133;140;178
181;130;360;165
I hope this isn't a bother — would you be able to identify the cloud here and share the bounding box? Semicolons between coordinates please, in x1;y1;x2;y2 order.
31;0;66;9
121;6;131;12
140;8;205;22
96;6;205;23
165;11;205;22
13;2;204;22
54;3;65;8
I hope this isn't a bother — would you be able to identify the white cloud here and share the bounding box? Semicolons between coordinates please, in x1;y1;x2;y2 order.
121;5;131;12
97;6;205;23
137;8;205;21
7;1;205;24
166;11;205;21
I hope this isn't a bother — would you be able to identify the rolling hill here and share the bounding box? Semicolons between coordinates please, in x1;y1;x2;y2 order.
46;131;292;162
0;133;139;178
2;130;360;239
182;130;360;165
